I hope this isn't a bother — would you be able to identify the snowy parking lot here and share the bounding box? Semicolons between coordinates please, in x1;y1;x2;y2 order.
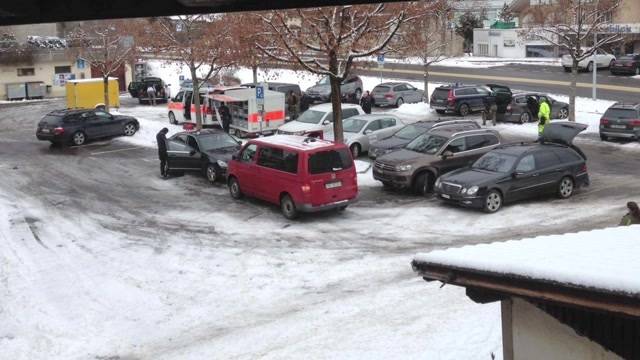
2;90;640;359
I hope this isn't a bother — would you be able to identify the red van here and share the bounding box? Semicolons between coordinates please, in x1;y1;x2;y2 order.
227;135;358;219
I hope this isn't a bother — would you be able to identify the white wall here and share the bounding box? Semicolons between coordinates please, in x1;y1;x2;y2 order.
509;298;622;360
474;29;526;58
0;59;87;99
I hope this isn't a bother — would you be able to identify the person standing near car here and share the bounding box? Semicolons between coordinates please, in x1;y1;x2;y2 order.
147;85;157;106
287;91;299;120
156;128;169;178
527;96;539;122
219;103;231;133
620;201;640;226
537;98;551;142
360;90;372;114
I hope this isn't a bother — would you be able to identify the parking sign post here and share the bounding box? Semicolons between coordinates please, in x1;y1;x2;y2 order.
256;84;265;136
377;54;385;83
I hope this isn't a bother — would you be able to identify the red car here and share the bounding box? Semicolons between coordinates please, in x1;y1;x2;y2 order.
227;135;358;219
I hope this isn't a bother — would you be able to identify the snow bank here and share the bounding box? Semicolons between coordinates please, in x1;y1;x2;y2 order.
415;225;640;295
113;103;182;148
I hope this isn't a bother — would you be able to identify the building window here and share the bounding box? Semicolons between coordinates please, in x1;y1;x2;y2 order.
17;68;35;76
477;43;489;56
54;66;71;74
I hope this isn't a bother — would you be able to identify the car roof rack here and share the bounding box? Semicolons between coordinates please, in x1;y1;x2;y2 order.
431;119;480;129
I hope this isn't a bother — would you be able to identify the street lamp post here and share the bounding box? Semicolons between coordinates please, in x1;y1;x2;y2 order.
592;32;597;101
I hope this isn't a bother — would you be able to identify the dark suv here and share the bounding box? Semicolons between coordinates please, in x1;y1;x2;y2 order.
599;103;640;141
373;124;502;195
430;83;512;116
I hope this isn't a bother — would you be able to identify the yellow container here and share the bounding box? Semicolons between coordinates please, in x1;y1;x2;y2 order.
66;78;120;109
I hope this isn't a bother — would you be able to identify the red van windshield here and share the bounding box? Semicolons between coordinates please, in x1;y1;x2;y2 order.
308;149;353;174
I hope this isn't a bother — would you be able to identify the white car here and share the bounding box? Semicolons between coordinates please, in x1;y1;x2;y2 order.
277;103;364;137
562;49;616;72
325;114;406;158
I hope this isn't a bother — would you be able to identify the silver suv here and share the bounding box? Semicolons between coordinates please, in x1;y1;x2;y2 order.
373;124;502;195
305;74;363;103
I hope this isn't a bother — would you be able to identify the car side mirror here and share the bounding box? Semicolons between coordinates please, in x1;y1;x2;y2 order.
232;153;239;161
441;150;454;159
512;171;523;178
189;150;196;156
364;129;373;135
322;120;330;125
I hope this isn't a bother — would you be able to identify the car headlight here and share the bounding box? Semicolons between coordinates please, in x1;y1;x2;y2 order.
294;131;306;136
396;164;412;171
217;160;228;168
466;186;479;196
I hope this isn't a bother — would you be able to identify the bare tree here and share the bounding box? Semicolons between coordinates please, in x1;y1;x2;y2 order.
144;15;235;130
521;0;622;121
257;5;409;143
68;20;135;112
401;0;453;103
226;12;273;84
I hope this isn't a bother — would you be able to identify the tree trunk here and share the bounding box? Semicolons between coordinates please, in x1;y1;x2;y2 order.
329;76;344;144
252;65;258;84
423;63;430;104
569;59;578;122
190;65;203;130
103;76;110;112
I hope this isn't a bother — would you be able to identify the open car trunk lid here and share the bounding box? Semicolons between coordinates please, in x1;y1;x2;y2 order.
542;121;587;145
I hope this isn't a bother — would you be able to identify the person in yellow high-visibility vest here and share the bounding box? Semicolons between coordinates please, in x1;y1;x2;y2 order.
537;97;551;142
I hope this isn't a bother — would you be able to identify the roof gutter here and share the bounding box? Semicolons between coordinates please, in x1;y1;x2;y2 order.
412;260;640;319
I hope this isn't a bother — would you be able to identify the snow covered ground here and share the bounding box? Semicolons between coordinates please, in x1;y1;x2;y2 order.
360;55;562;68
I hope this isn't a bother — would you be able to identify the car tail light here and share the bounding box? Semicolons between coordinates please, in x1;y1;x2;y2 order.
447;89;455;106
301;184;311;193
385;93;394;99
53;127;64;135
600;118;609;125
581;164;587;173
630;120;640;126
506;104;512;112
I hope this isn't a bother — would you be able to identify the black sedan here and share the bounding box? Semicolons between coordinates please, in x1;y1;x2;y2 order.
435;122;589;213
36;109;139;146
165;129;241;182
368;120;480;159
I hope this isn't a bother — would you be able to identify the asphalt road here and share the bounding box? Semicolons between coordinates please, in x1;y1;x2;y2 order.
355;62;640;102
2;98;639;251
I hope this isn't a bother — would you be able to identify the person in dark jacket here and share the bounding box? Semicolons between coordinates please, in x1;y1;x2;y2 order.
219;103;231;133
620;201;640;226
156;128;169;178
360;90;372;114
287;91;299;120
526;96;539;122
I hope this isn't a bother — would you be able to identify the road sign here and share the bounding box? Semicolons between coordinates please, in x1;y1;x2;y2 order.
179;75;184;81
76;59;85;69
377;54;385;68
256;85;264;105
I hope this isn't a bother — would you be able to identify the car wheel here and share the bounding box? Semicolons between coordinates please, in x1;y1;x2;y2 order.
558;108;569;119
123;122;137;136
519;112;530;124
458;103;470;116
71;131;86;146
205;163;218;183
436;110;445;114
586;62;594;72
396;98;404;107
228;177;243;199
483;190;503;213
350;143;360;158
563;67;571;73
382;181;393;189
636;67;640;76
600;133;608;141
609;59;615;68
338;205;348;211
280;194;298;220
414;172;433;196
557;176;574;199
169;112;177;125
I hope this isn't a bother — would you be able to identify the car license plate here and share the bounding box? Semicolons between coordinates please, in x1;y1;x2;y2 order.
41;128;50;133
325;181;342;189
441;194;451;199
611;124;627;129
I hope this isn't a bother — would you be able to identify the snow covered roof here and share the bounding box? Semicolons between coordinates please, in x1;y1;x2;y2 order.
252;135;337;151
413;225;640;297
